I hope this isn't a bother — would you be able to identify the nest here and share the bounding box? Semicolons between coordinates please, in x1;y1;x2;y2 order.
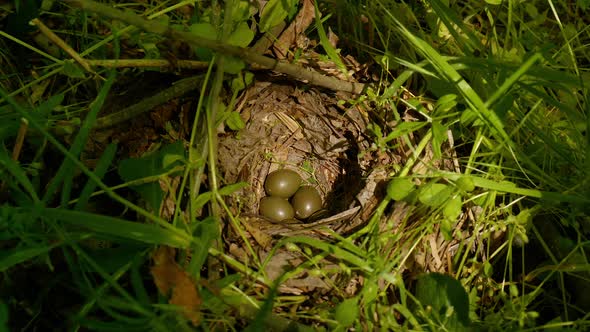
216;80;402;293
217;78;480;296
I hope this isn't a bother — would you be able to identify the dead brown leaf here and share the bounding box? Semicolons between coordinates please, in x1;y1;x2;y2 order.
273;0;315;59
150;246;202;325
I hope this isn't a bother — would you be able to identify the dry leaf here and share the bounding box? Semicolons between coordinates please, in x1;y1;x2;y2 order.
273;0;315;58
150;246;202;325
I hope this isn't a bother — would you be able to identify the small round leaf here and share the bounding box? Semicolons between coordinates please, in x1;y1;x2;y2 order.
456;177;475;192
386;178;415;201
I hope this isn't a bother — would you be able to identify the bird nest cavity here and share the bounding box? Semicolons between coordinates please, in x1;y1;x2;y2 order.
216;80;407;293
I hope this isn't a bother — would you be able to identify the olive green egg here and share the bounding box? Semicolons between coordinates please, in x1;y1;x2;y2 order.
264;169;302;198
291;186;322;219
260;196;295;222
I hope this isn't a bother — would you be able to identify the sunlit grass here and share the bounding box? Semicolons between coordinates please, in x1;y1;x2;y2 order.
0;0;589;330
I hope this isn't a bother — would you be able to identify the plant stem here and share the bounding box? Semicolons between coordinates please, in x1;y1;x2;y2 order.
65;0;366;94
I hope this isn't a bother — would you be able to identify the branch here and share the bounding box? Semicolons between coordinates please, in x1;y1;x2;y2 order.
64;0;366;94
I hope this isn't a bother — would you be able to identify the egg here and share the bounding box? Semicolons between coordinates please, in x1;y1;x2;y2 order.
259;196;295;222
291;186;322;219
264;169;301;198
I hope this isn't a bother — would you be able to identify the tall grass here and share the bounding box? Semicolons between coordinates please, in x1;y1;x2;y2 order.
0;0;589;330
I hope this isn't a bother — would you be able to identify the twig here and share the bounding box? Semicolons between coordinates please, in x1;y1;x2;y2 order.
30;18;98;76
86;59;209;69
12;118;28;160
250;21;286;55
94;75;202;129
86;58;276;70
65;0;366;94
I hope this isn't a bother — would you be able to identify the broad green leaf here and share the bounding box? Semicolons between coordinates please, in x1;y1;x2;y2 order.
443;194;462;221
139;42;160;59
431;120;447;159
213;274;242;289
193;192;214;211
227;22;254;47
334;297;359;327
441;218;453;241
515;208;535;226
434;94;457;115
455;176;475;192
186;217;219;276
415;273;470;330
219;182;249;196
162;153;185;169
384;121;427;142
189;22;217;39
189;22;217;60
418;182;452;207
231;71;254;93
386;177;415;201
63;61;85;79
193;182;248;212
118;141;185;211
367;122;383;138
232;1;255;22
223;56;246;74
483;261;493;278
226;111;245;130
259;0;298;33
459;107;480;126
119;176;161;212
509;284;519;297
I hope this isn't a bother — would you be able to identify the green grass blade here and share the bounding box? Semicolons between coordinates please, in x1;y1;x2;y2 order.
0;146;39;204
377;1;566;191
0;86;180;233
273;236;374;273
429;0;484;54
44;71;116;206
437;172;589;204
0;245;55;272
314;1;347;74
41;208;191;248
377;1;507;141
74;143;118;211
485;53;543;109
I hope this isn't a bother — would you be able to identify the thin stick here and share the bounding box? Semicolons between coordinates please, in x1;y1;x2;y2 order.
94;75;202;128
86;59;209;69
12;118;28;161
65;0;366;94
30;18;97;76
